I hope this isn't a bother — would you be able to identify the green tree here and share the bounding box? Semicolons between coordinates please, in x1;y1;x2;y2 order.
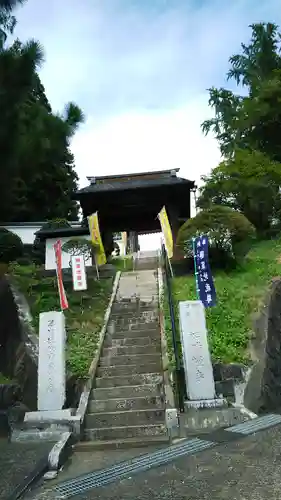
10;69;83;221
0;0;25;47
197;149;281;235
0;0;25;9
0;43;83;222
202;23;281;160
0;39;44;219
0;0;83;223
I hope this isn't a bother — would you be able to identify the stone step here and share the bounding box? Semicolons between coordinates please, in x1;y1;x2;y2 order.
102;344;161;356
91;383;162;400
84;423;167;441
86;408;165;428
97;362;162;378
111;303;157;313
88;395;164;413
99;353;161;367
111;310;159;320
110;321;159;332
103;336;161;348
108;327;160;339
95;373;163;388
75;435;169;451
110;317;159;327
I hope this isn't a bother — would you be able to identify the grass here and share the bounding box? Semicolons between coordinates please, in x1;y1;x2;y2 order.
0;373;12;384
110;256;133;272
11;264;113;378
165;238;281;366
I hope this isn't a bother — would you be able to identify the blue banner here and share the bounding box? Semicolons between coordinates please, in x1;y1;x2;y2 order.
193;235;216;308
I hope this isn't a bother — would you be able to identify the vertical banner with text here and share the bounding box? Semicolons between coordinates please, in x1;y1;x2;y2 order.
87;212;107;266
193;235;216;308
71;255;87;291
158;206;174;259
54;240;69;310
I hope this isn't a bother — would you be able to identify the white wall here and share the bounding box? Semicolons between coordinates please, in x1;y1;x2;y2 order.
139;232;162;251
1;221;81;246
45;235;92;270
114;239;126;256
2;225;41;245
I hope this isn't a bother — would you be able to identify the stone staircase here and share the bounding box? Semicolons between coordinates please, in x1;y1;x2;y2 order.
83;267;168;448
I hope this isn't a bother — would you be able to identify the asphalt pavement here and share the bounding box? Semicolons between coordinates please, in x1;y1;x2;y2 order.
27;423;281;500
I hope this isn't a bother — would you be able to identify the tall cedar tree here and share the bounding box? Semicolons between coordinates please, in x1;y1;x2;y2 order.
202;23;281;162
0;3;83;222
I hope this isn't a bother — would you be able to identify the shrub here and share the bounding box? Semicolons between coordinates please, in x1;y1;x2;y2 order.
0;228;24;264
42;218;71;230
176;205;256;268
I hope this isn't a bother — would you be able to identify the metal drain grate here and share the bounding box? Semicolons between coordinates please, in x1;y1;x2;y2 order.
226;413;281;435
53;413;281;498
54;438;214;497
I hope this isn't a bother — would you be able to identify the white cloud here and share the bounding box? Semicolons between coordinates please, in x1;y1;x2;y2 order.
71;94;221;188
14;0;281;197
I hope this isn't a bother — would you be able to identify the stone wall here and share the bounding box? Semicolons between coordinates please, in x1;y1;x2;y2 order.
244;278;281;414
0;276;82;411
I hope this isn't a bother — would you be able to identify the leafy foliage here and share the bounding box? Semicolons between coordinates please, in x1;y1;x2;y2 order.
198;150;281;235
177;205;255;267
202;23;281;161
0;228;23;263
42;219;71;230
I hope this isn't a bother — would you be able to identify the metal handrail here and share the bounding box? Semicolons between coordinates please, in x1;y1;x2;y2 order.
161;243;185;412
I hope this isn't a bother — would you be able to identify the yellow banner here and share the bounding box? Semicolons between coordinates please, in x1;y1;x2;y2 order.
87;212;107;266
158;206;173;259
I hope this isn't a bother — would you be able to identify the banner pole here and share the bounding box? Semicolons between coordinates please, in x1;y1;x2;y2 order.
168;256;174;278
94;253;100;280
192;237;200;300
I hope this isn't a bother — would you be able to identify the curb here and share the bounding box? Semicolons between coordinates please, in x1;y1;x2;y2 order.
48;431;75;472
157;267;178;438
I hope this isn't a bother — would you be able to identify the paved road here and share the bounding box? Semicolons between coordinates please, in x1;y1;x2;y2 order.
0;438;54;499
28;424;281;499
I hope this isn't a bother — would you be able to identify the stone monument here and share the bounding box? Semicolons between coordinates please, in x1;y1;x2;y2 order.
179;300;224;408
23;310;75;428
37;311;66;411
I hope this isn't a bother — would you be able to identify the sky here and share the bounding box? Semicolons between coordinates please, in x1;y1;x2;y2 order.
13;0;281;249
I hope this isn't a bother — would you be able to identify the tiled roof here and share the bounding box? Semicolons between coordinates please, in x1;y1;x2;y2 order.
35;226;89;239
75;176;195;196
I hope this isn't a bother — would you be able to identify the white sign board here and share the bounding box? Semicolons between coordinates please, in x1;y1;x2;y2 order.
179;300;216;401
45;236;93;271
38;311;66;411
71;255;87;291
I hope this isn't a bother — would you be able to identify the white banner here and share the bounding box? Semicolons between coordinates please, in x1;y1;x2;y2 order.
71;255;87;291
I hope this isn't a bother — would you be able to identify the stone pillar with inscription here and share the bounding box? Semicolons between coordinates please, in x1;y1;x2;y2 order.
37;311;66;411
179;300;224;408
